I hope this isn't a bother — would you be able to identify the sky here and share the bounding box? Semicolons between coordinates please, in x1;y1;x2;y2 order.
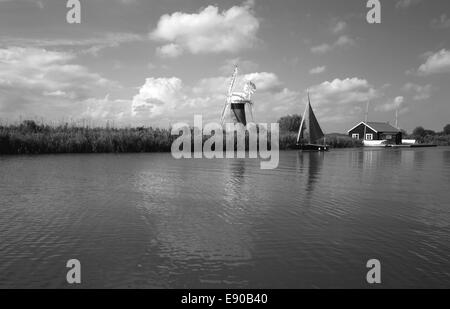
0;0;449;133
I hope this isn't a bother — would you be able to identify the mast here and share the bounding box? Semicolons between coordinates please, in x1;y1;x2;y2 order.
297;93;309;144
297;91;325;145
395;108;399;129
364;101;370;140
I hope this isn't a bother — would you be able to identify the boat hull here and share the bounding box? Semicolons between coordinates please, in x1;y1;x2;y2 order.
297;144;329;151
363;140;388;147
388;144;438;148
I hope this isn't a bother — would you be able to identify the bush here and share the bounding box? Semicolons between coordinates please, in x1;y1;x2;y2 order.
444;124;450;135
413;126;426;138
278;114;302;133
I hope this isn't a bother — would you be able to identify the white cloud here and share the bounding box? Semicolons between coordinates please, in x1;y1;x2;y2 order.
311;35;355;54
0;47;301;127
335;35;354;47
0;47;116;120
0;0;44;8
375;96;404;112
150;1;259;57
402;83;434;100
307;78;379;123
156;43;184;58
332;21;347;34
309;78;378;105
395;0;422;9
219;58;259;75
196;72;283;95
431;14;450;29
0;47;382;129
418;49;450;75
309;66;326;75
131;71;300;126
311;43;332;55
81;95;131;123
131;77;184;119
0;33;145;56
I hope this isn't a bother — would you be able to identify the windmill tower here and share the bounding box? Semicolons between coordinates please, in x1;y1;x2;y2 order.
220;66;256;126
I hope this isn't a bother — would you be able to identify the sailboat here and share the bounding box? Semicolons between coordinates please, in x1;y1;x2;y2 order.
296;93;329;151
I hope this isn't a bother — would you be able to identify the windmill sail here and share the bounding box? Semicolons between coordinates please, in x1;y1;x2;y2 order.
297;94;325;144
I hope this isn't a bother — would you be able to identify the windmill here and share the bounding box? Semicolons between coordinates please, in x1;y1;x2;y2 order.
220;66;256;126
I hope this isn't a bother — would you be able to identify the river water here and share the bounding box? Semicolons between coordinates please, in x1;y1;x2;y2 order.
0;148;449;288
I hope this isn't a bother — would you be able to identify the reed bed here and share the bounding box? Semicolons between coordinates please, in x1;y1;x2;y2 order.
1;120;363;155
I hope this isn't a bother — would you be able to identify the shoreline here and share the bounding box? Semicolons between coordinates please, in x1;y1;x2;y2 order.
2;121;449;155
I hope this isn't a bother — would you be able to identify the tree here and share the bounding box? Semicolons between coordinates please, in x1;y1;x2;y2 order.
278;114;302;133
424;129;436;136
400;129;408;137
412;126;426;137
444;124;450;135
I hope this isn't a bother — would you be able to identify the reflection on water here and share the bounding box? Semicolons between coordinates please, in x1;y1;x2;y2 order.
413;149;426;169
297;152;324;198
0;148;449;288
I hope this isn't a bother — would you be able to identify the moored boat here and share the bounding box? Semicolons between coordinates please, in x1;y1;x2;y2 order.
388;144;438;148
363;140;388;147
296;93;329;152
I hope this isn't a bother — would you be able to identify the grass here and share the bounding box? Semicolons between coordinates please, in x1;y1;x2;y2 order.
0;121;174;154
0;121;364;155
278;132;363;149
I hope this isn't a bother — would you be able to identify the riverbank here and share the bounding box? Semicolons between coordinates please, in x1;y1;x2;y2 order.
417;134;450;146
0;121;364;154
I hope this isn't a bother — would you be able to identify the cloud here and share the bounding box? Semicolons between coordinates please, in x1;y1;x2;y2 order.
131;77;184;118
150;1;259;57
375;96;404;112
156;43;184;58
335;35;355;47
307;77;379;123
0;33;145;56
309;66;326;75
311;35;355;54
395;0;422;9
431;14;450;29
131;71;300;126
418;49;450;75
0;47;117;120
0;0;44;8
219;58;259;75
93;0;139;5
309;78;378;105
117;0;137;4
0;47;382;129
311;44;331;55
402;83;434;100
332;21;347;34
82;95;132;123
0;47;300;127
0;0;137;7
195;72;283;95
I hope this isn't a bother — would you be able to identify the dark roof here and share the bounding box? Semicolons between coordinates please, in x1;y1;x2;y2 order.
366;122;400;133
348;121;401;133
